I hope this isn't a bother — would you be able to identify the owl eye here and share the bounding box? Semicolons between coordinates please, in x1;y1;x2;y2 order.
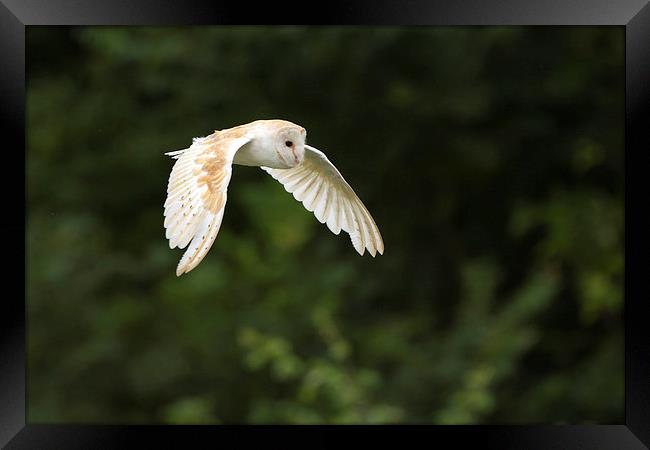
285;141;293;147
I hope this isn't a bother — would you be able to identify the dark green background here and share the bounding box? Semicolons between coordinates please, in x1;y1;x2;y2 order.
27;26;624;424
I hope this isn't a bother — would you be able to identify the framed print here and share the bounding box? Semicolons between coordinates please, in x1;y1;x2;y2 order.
2;0;649;448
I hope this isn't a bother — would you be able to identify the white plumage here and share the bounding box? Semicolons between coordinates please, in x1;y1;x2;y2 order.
262;145;383;257
163;119;383;276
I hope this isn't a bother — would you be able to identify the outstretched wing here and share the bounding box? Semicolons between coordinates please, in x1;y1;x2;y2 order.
261;145;384;256
164;132;251;276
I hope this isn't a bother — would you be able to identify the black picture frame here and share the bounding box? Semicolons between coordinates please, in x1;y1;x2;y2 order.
3;1;649;448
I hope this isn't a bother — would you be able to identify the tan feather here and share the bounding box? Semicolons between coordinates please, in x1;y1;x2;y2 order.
163;130;251;276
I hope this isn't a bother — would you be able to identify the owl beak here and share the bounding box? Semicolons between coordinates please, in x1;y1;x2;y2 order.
290;145;300;164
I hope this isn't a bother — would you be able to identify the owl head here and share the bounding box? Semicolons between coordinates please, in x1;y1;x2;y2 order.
274;125;306;168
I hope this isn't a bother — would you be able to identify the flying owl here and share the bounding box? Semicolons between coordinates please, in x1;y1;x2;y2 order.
164;119;384;276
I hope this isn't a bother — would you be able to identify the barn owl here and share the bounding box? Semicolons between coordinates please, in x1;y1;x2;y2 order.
164;119;384;276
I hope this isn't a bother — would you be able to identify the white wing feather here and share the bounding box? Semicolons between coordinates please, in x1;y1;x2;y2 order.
262;145;384;256
164;133;251;276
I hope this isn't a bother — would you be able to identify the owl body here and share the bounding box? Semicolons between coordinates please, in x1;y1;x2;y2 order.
230;119;306;169
164;119;383;276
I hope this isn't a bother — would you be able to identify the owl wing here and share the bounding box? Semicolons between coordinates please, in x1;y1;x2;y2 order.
164;132;251;276
261;145;384;256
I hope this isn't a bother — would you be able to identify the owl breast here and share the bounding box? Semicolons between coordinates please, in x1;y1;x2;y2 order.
233;138;294;169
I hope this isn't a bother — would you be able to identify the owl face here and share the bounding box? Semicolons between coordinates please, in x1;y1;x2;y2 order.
275;126;306;168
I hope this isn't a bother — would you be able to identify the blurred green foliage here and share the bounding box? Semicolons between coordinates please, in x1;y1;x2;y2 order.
26;26;623;424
